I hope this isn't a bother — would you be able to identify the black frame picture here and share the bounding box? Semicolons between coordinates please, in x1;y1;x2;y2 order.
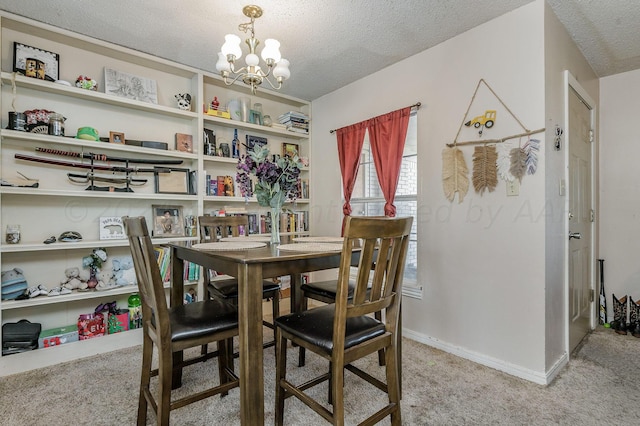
13;42;59;82
246;135;268;152
282;142;299;158
152;205;185;237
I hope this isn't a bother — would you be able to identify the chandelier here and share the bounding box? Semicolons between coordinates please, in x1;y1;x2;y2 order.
215;5;290;94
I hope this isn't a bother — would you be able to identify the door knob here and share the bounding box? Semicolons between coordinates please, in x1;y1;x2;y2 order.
569;232;582;240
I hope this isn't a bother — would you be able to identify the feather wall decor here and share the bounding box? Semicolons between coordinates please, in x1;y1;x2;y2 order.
496;143;515;182
442;146;469;203
472;145;498;194
509;147;527;182
524;138;540;175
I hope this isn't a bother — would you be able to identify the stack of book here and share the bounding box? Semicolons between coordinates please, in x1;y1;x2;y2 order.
278;111;309;134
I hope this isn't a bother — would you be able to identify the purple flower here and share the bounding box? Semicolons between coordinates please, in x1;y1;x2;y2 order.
236;145;302;208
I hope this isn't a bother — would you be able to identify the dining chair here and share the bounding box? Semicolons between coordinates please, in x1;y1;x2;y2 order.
123;216;240;426
198;215;281;351
274;215;412;425
298;276;385;368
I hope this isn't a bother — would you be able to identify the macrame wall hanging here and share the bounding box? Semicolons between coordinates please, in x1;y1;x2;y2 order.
442;146;469;203
442;79;545;202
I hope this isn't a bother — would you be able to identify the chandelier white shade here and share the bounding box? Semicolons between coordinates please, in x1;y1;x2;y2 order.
215;5;290;94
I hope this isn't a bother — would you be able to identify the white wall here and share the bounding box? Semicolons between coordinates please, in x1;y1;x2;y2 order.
543;2;599;370
599;68;640;315
311;1;550;380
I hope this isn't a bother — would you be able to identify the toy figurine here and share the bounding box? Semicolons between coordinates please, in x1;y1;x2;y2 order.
175;93;192;111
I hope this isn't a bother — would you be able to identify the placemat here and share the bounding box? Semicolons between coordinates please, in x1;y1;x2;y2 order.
192;242;266;251
277;243;343;252
292;236;344;243
220;235;272;242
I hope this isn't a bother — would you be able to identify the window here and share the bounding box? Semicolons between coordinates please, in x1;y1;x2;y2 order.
349;113;420;298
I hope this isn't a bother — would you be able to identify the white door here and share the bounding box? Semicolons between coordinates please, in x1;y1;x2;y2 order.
567;80;595;353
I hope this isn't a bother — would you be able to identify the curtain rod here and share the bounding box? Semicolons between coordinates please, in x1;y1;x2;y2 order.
329;102;421;134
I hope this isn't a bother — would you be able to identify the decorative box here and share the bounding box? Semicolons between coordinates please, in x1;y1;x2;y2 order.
77;312;105;340
206;108;231;119
107;309;129;334
38;325;79;348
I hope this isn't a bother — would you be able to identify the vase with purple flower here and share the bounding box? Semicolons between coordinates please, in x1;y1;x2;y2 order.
236;145;301;245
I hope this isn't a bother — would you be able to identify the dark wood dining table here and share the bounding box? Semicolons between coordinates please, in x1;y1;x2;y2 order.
169;240;359;425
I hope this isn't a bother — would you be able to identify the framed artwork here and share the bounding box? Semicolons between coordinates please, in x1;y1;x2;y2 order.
155;168;191;194
104;67;158;104
246;135;267;151
175;133;193;153
13;42;59;82
99;217;126;240
152;205;184;237
282;142;299;158
109;131;125;144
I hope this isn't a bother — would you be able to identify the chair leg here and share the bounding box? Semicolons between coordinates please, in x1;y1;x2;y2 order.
385;340;402;426
218;339;229;397
275;329;287;426
330;359;345;425
158;344;173;425
298;296;309;367
272;291;280;355
375;311;385;366
137;331;153;426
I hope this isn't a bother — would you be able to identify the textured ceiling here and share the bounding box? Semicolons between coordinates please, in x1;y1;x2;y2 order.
0;1;638;101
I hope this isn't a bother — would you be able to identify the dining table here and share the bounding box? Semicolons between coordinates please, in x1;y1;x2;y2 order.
169;238;357;425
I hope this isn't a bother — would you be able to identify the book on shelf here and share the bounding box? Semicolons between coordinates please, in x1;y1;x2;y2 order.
286;127;309;134
224;205;247;214
154;246;171;283
224;175;234;196
217;176;225;196
297;179;309;199
278;111;309;122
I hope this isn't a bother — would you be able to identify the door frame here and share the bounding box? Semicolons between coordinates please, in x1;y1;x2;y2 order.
563;70;597;354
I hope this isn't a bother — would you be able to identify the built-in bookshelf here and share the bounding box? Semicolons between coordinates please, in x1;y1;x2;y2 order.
0;11;311;375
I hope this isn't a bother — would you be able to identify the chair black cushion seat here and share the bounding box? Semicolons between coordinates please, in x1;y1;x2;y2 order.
210;279;280;298
275;304;385;354
301;280;354;300
169;299;238;342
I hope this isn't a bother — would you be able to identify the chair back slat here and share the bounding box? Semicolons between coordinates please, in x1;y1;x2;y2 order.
336;216;413;331
198;215;249;242
122;216;169;333
198;215;249;286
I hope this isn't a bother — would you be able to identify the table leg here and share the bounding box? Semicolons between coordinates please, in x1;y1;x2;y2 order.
290;273;305;315
170;247;185;389
237;263;265;424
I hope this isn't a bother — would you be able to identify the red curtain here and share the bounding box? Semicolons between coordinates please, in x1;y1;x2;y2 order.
367;107;412;217
336;122;367;232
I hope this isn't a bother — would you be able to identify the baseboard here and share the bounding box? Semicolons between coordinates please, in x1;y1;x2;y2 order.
402;328;559;385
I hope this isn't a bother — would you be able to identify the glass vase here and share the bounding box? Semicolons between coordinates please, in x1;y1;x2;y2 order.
270;206;281;245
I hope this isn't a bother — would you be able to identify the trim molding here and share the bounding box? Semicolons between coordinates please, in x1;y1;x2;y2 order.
402;328;568;385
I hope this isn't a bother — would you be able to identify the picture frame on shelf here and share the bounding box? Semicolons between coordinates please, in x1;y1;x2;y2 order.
246;135;268;152
152;205;185;237
154;168;191;195
99;216;126;240
282;142;299;159
13;42;59;82
175;133;193;153
109;131;125;144
104;67;158;104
